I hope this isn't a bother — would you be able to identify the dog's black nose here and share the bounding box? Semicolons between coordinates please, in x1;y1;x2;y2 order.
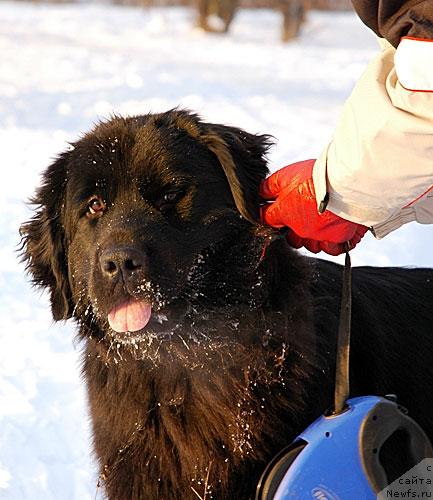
99;247;147;281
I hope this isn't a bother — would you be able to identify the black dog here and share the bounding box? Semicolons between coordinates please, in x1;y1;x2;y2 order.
21;110;433;499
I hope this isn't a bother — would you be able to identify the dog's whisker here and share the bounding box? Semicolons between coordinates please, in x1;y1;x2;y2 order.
176;333;190;351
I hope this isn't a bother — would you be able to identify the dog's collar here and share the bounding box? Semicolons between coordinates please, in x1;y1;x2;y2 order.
258;228;288;265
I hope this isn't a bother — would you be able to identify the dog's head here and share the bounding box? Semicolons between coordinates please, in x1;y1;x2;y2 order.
21;110;278;354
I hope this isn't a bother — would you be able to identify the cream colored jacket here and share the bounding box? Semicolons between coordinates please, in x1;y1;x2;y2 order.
312;38;433;239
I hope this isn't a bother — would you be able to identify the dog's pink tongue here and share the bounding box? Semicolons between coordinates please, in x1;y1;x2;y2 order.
108;300;152;333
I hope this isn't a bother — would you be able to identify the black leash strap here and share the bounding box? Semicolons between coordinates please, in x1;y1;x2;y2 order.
334;251;352;415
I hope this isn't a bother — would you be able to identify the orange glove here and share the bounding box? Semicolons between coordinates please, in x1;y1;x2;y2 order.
260;159;368;256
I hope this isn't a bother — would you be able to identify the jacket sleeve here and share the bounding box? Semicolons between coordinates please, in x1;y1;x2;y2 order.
351;0;433;47
312;40;433;239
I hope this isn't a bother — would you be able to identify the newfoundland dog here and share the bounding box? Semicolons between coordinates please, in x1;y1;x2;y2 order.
21;110;433;499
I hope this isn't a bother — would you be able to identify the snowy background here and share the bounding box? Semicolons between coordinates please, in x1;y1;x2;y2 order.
1;2;432;498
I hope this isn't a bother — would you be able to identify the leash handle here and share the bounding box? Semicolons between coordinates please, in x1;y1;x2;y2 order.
334;250;352;415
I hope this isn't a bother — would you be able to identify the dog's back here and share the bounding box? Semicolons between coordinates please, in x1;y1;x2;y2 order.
311;258;433;435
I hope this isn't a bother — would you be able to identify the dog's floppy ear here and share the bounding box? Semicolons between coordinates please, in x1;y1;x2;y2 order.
169;111;272;223
200;124;273;223
20;151;73;321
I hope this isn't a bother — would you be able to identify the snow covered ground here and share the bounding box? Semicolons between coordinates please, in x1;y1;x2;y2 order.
1;2;432;499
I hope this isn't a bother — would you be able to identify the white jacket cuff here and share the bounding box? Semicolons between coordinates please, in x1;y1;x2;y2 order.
312;146;329;213
394;37;433;92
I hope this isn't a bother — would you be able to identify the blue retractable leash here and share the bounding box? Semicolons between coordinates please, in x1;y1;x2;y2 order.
256;251;433;500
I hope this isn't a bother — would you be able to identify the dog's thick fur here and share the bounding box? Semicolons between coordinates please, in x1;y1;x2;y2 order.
21;110;433;499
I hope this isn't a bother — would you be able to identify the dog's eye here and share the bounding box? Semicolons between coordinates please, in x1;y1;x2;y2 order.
163;192;179;203
87;196;106;218
155;190;184;212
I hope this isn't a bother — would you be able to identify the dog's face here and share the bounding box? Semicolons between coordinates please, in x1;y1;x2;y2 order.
21;111;275;360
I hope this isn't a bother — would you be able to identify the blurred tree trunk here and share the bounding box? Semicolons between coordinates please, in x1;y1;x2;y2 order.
280;0;306;41
196;0;239;32
196;0;311;41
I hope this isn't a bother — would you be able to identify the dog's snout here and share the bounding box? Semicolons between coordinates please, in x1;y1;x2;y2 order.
100;247;147;281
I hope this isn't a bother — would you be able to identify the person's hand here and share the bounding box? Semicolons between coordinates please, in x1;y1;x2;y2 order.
260;159;368;256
